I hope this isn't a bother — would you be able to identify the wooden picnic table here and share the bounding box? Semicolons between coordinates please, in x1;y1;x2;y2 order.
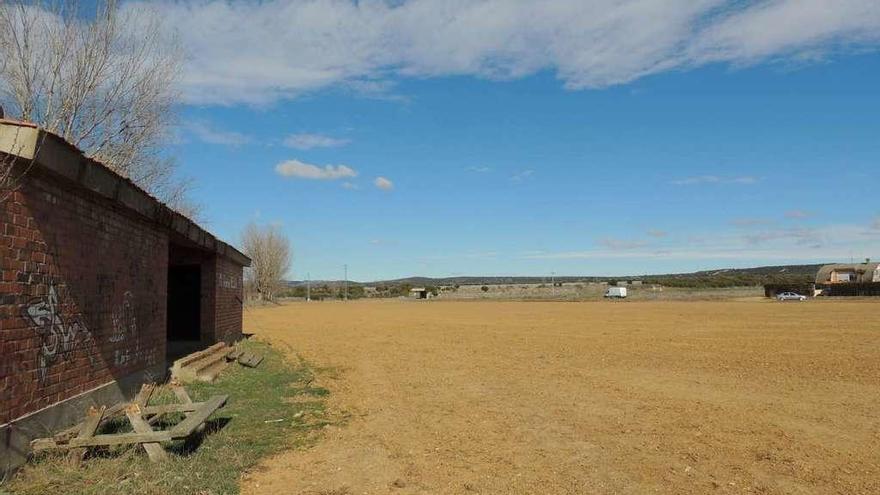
31;383;228;463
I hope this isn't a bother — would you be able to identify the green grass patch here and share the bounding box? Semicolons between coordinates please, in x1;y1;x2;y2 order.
4;340;335;495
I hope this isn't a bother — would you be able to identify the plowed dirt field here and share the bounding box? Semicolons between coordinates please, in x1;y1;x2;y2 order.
241;299;880;495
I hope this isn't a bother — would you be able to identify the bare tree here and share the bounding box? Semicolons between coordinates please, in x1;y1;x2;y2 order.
241;223;292;303
0;144;19;204
1;130;33;204
0;104;47;205
0;1;200;217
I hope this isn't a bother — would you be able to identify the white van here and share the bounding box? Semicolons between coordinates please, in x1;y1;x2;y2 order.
604;287;627;298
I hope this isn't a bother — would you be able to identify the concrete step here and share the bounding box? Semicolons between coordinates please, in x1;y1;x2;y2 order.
196;359;228;382
174;343;226;369
171;343;230;383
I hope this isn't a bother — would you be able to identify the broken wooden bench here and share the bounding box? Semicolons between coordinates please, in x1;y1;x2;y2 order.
31;383;228;463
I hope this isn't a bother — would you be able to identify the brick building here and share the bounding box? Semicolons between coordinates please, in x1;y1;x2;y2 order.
0;119;250;471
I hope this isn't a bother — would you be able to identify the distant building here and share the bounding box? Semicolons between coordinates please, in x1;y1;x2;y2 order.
410;287;431;299
815;261;880;284
630;280;643;286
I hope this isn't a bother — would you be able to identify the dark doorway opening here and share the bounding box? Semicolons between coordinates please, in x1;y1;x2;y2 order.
167;264;201;342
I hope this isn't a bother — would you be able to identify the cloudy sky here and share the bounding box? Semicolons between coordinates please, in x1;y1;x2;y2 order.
150;0;880;280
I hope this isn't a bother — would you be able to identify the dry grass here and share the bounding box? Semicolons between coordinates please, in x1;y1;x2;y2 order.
4;341;333;495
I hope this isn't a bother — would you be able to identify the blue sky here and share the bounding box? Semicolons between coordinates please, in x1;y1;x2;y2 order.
151;0;880;281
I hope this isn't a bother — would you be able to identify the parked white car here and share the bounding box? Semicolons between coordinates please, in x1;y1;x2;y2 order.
776;292;807;301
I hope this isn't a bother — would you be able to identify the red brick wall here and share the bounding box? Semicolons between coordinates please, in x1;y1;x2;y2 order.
0;175;168;424
211;256;243;344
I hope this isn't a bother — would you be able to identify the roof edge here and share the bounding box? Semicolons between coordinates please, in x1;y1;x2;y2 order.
0;120;251;267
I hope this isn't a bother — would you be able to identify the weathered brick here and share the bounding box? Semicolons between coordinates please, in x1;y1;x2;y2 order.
1;157;245;425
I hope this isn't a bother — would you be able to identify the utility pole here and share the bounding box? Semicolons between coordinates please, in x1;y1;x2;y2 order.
344;264;348;301
306;272;311;302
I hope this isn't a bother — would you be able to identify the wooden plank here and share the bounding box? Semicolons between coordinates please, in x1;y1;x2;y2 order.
167;383;203;434
169;395;228;438
133;384;155;408
239;354;263;368
53;402;128;443
172;385;193;404
67;430;174;448
143;402;202;415
126;408;168;462
37;430;174;450
31;438;61;451
144;401;206;426
67;405;106;464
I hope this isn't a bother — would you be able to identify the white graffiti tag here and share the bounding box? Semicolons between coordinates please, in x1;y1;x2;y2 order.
23;284;95;382
109;291;156;367
110;291;137;343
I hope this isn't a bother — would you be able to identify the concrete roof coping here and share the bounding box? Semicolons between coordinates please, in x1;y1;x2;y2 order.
0;120;251;267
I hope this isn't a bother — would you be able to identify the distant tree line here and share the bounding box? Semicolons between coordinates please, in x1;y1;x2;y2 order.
638;273;813;288
278;284;367;300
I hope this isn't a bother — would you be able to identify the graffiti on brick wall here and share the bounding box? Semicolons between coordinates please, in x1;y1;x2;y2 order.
109;291;136;343
21;282;159;382
22;284;97;382
219;272;240;290
109;290;157;367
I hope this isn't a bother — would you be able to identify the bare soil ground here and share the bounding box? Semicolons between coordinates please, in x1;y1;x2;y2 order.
241;299;880;495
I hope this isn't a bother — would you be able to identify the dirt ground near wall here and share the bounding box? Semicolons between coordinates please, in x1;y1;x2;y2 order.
241;299;880;495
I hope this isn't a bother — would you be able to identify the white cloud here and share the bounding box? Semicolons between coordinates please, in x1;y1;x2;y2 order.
275;159;358;180
785;209;811;219
124;0;880;105
671;175;759;185
647;229;668;238
185;121;251;146
522;247;841;261
742;227;824;247
871;216;880;230
283;133;351;150
524;222;880;262
730;218;772;228
374;176;394;190
598;238;649;250
729;176;759;184
686;0;880;64
341;181;360;190
510;170;534;182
